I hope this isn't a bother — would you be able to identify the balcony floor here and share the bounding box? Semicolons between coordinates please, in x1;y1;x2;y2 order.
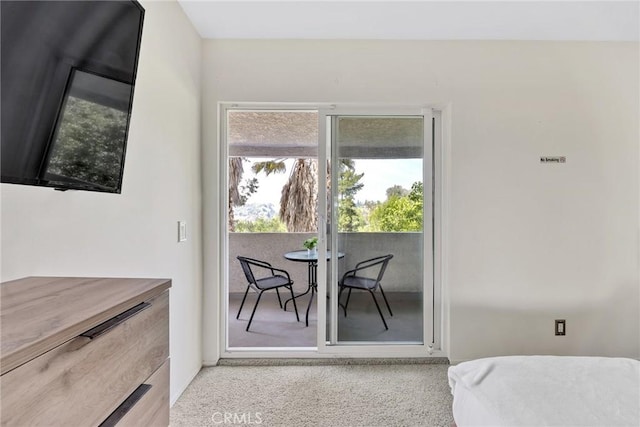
228;291;423;348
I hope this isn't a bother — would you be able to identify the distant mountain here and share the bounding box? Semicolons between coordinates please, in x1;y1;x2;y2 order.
234;203;277;222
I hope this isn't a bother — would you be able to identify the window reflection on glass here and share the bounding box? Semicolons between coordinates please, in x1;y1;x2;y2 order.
45;69;131;191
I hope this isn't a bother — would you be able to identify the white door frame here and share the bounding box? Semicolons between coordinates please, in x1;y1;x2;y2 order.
218;102;449;359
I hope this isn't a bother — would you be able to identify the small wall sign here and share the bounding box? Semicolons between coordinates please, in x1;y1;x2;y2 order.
178;221;187;242
540;156;566;164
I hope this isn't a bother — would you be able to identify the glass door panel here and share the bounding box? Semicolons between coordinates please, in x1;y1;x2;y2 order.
225;109;319;349
324;114;429;346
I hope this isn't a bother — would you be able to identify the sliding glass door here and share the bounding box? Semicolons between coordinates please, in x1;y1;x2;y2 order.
317;108;434;354
220;104;439;357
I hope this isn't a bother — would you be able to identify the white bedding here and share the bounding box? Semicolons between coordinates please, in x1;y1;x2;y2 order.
448;356;640;426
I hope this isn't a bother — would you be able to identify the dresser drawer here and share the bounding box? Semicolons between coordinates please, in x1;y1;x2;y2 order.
0;291;169;426
101;359;170;427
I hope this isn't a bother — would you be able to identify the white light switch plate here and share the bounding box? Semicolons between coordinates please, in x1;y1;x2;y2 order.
178;221;187;242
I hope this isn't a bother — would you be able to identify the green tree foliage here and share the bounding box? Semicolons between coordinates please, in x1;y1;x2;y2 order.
238;177;259;205
408;181;423;206
251;159;287;175
228;158;259;231
338;197;363;231
47;96;127;189
359;200;381;229
234;217;287;232
337;160;365;232
236;158;426;233
369;182;423;232
386;185;408;199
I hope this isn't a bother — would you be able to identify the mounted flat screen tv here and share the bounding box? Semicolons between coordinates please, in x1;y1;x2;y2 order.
1;0;144;193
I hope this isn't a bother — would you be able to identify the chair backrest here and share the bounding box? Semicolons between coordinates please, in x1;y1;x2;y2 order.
237;256;257;286
374;254;393;285
348;254;393;286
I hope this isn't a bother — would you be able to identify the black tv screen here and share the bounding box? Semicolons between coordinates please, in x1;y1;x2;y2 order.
1;0;144;193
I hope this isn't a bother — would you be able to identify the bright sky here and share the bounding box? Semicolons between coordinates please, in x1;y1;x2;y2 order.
355;159;423;202
244;158;422;205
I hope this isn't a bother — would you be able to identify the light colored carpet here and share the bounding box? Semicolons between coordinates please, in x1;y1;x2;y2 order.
170;364;454;426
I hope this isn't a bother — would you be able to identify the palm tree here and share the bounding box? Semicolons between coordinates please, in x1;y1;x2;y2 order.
251;159;286;176
228;158;243;231
280;159;318;232
250;158;362;233
252;158;318;232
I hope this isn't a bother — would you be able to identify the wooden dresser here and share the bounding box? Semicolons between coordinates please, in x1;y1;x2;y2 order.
0;277;171;426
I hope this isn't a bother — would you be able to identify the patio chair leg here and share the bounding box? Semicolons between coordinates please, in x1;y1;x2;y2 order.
276;288;283;309
338;286;347;316
305;287;315;327
288;285;300;322
344;288;353;315
369;290;388;330
378;285;393;317
236;285;251;319
246;291;264;332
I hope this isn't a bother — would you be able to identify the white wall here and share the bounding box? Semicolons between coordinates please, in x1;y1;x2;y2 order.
1;0;203;403
201;40;639;363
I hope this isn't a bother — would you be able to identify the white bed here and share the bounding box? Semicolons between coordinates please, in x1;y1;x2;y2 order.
448;355;640;426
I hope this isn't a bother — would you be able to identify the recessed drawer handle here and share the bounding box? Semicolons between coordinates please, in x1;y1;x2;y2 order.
99;383;152;427
80;302;151;340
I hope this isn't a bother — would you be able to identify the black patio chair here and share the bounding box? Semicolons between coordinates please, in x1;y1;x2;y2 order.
338;254;394;330
236;256;299;331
